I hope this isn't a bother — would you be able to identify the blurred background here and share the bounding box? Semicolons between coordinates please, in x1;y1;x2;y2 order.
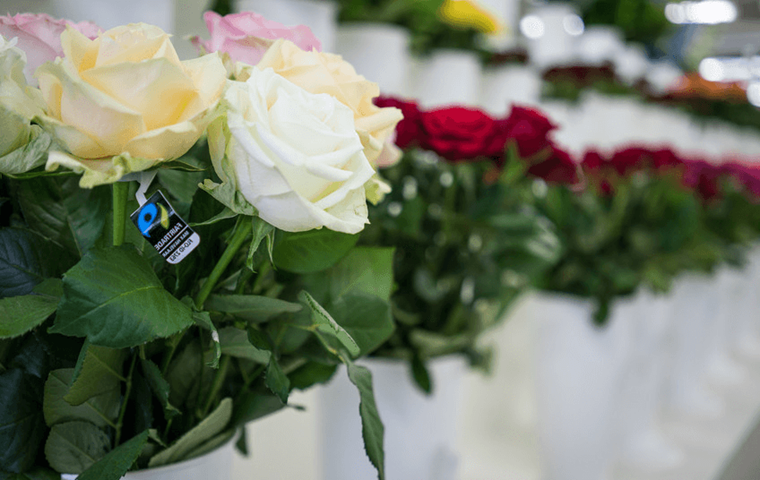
6;0;760;478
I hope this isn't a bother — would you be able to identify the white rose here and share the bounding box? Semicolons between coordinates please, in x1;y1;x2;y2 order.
0;35;45;162
207;67;375;234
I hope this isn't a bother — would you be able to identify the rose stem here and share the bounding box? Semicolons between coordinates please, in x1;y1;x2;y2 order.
114;350;138;446
194;217;253;309
160;218;253;375
112;182;129;247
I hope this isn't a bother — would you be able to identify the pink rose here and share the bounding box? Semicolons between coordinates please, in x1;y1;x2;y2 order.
192;11;321;66
0;13;100;85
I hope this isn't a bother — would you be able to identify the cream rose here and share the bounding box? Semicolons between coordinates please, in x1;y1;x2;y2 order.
36;23;226;187
0;35;49;174
239;39;403;167
205;67;375;234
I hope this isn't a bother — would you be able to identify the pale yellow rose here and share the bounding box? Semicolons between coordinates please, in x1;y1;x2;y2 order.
36;23;226;187
242;39;403;167
0;35;45;160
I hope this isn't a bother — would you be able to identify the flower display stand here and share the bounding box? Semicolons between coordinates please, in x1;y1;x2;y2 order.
410;50;482;108
334;23;411;97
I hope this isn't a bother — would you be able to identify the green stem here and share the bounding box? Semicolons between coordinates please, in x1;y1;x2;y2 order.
201;355;230;418
194;219;253;310
112;182;129;247
251;261;272;295
114;351;138;446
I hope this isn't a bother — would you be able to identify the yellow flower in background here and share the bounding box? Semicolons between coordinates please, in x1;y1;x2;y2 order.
438;0;505;35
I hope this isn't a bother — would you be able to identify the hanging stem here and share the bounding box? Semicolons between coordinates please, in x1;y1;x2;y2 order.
114;351;138;446
112;182;129;247
201;355;230;418
162;219;252;375
194;219;253;310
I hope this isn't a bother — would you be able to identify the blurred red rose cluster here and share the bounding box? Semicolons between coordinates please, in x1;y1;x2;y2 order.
375;96;760;203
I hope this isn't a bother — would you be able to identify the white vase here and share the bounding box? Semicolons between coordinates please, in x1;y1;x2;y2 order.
665;274;724;417
531;292;633;480
614;290;683;470
612;44;650;85
735;248;760;358
47;0;175;32
524;3;579;70
411;50;482;108
318;356;466;480
236;0;338;52
479;65;542;114
334;23;411;97
61;433;236;480
706;267;748;384
574;26;625;67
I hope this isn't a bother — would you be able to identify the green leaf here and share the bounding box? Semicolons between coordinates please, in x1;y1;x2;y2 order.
0;279;62;338
346;360;385;480
182;429;235;462
148;398;232;467
230;392;283;427
76;430;149;480
288;362;337;390
0;126;52;176
204;294;302;323
299;291;360;357
0;368;46;473
51;246;194;348
0;467;60;480
188;207;237;227
318;247;396;301
247;217;274;270
44;421;110;474
272;229;359;274
157;169;206;205
199;179;257;217
192;310;220;369
327;292;394;357
43;368;120;428
65;343;126;406
219;327;271;364
411;355;432;394
165;341;204;410
140;359;181;419
16;176;110;257
0;228;71;299
265;356;290;404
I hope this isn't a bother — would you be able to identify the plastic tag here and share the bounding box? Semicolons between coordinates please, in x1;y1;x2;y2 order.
130;191;200;264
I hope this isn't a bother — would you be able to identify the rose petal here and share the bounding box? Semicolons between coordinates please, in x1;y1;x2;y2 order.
82;58;201;130
38;59;145;157
181;52;227;107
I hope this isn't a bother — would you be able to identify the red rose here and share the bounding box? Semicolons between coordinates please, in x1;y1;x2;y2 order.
581;150;606;172
418;106;508;162
527;146;580;184
375;96;421;149
581;150;613;194
650;148;683;170
723;162;760;199
682;159;722;201
610;147;653;175
609;147;683;176
503;106;557;159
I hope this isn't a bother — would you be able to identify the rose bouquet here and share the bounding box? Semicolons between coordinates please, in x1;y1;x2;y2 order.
0;12;403;479
534;145;760;324
354;98;561;389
